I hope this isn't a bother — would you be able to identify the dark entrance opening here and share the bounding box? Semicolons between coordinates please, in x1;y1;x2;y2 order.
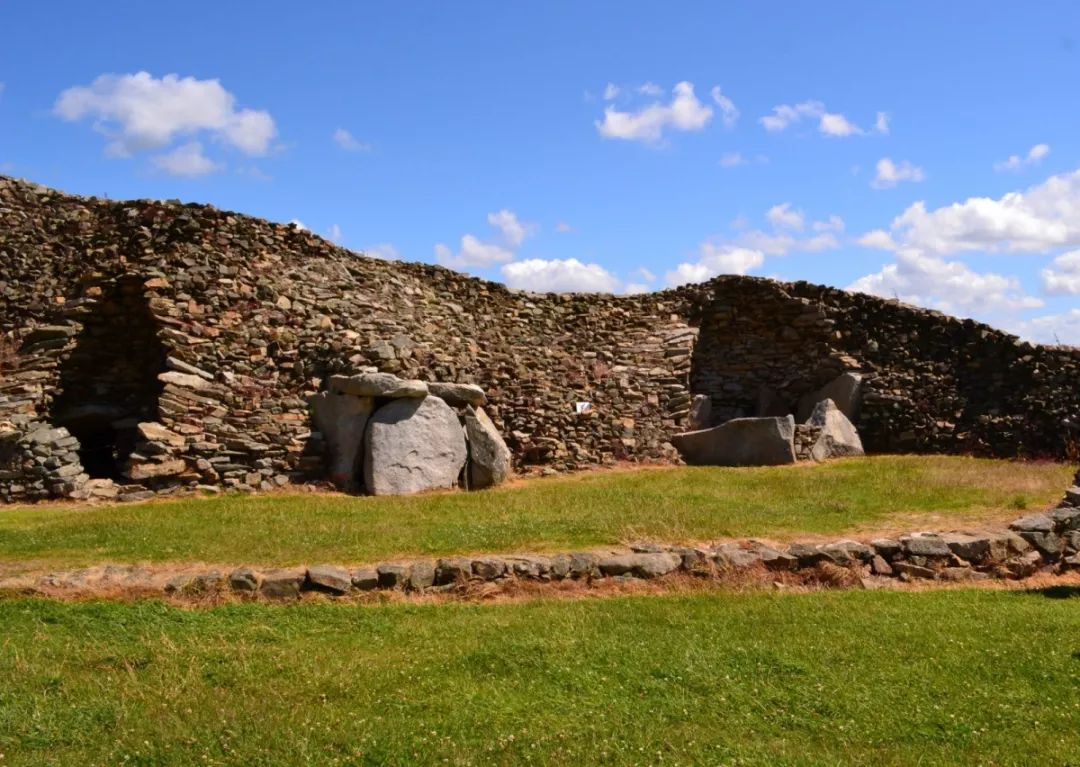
50;277;167;480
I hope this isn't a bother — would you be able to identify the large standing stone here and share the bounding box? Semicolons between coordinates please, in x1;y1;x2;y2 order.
806;399;865;461
688;394;712;430
671;415;796;466
797;372;863;423
363;396;468;495
311;391;373;491
463;406;512;489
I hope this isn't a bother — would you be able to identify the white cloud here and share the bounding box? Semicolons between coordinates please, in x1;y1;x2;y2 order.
633;267;656;284
1010;309;1080;346
871;157;925;189
760;100;882;138
54;72;276;158
819;112;860;137
709;86;739;128
1041;249;1080;295
637;82;663;96
857;229;897;250
487;209;532;247
555;221;574;233
848;248;1043;316
603;83;621;100
327;224;343;243
719;152;747;167
436;209;535;269
624;283;652;294
333;128;371;152
435;236;514;269
502;258;621;293
365;243;400;261
288;219;307;231
596;81;714;144
880;168;1080;255
150;141;219;177
665;243;765;287
766;202;804;230
813;215;845;233
994;143;1050;172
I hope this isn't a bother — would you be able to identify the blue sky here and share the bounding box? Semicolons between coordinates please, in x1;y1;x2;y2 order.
2;1;1079;343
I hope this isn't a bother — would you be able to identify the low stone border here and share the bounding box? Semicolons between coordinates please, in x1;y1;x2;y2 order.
5;506;1077;601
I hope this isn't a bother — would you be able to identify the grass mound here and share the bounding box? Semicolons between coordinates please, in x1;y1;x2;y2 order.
0;456;1071;569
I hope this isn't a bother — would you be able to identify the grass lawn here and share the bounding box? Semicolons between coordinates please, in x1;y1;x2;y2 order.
0;587;1077;766
0;456;1071;569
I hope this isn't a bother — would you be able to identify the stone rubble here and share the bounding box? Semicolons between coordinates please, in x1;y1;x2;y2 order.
13;506;1079;599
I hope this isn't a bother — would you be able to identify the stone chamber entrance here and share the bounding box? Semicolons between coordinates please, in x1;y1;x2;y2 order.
49;277;167;480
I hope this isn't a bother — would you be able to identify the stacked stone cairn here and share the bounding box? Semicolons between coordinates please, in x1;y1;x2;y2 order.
309;370;511;495
671;371;865;466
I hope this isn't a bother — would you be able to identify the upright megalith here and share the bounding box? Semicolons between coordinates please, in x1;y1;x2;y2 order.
311;391;374;491
797;372;863;423
807;398;865;461
363;395;468;496
464;406;512;489
671;415;797;466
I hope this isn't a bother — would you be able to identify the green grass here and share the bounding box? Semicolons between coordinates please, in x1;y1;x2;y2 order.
0;456;1071;569
1;587;1078;766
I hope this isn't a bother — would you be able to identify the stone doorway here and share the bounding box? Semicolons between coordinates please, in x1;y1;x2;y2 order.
50;277;167;479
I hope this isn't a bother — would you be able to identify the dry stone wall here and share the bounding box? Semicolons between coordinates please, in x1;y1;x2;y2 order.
1;175;1078;502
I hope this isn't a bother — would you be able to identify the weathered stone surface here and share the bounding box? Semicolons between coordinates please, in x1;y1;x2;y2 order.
820;540;873;564
307;564;351;594
310;391;373;491
137;421;185;448
1019;531;1062;558
376;563;411;589
350;567;379;590
942;533;992;563
757;545;797;571
435;557;473;585
870;538;902;560
894;562;936;580
806;399;864;461
567;553;599;578
1009;513;1055;533
597;553;681;578
464;406;512;489
125;458;187;480
1063;486;1080;506
797;372;863;423
472;556;508;580
228;567;261;592
428;382;486;408
715;544;762;568
671;415;796;467
688;394;712;430
363;396;467;495
901;534;951;558
409;561;436;590
870;554;893;576
787;542;826;567
330;373;427;399
1049;507;1080;531
260;568;305;599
